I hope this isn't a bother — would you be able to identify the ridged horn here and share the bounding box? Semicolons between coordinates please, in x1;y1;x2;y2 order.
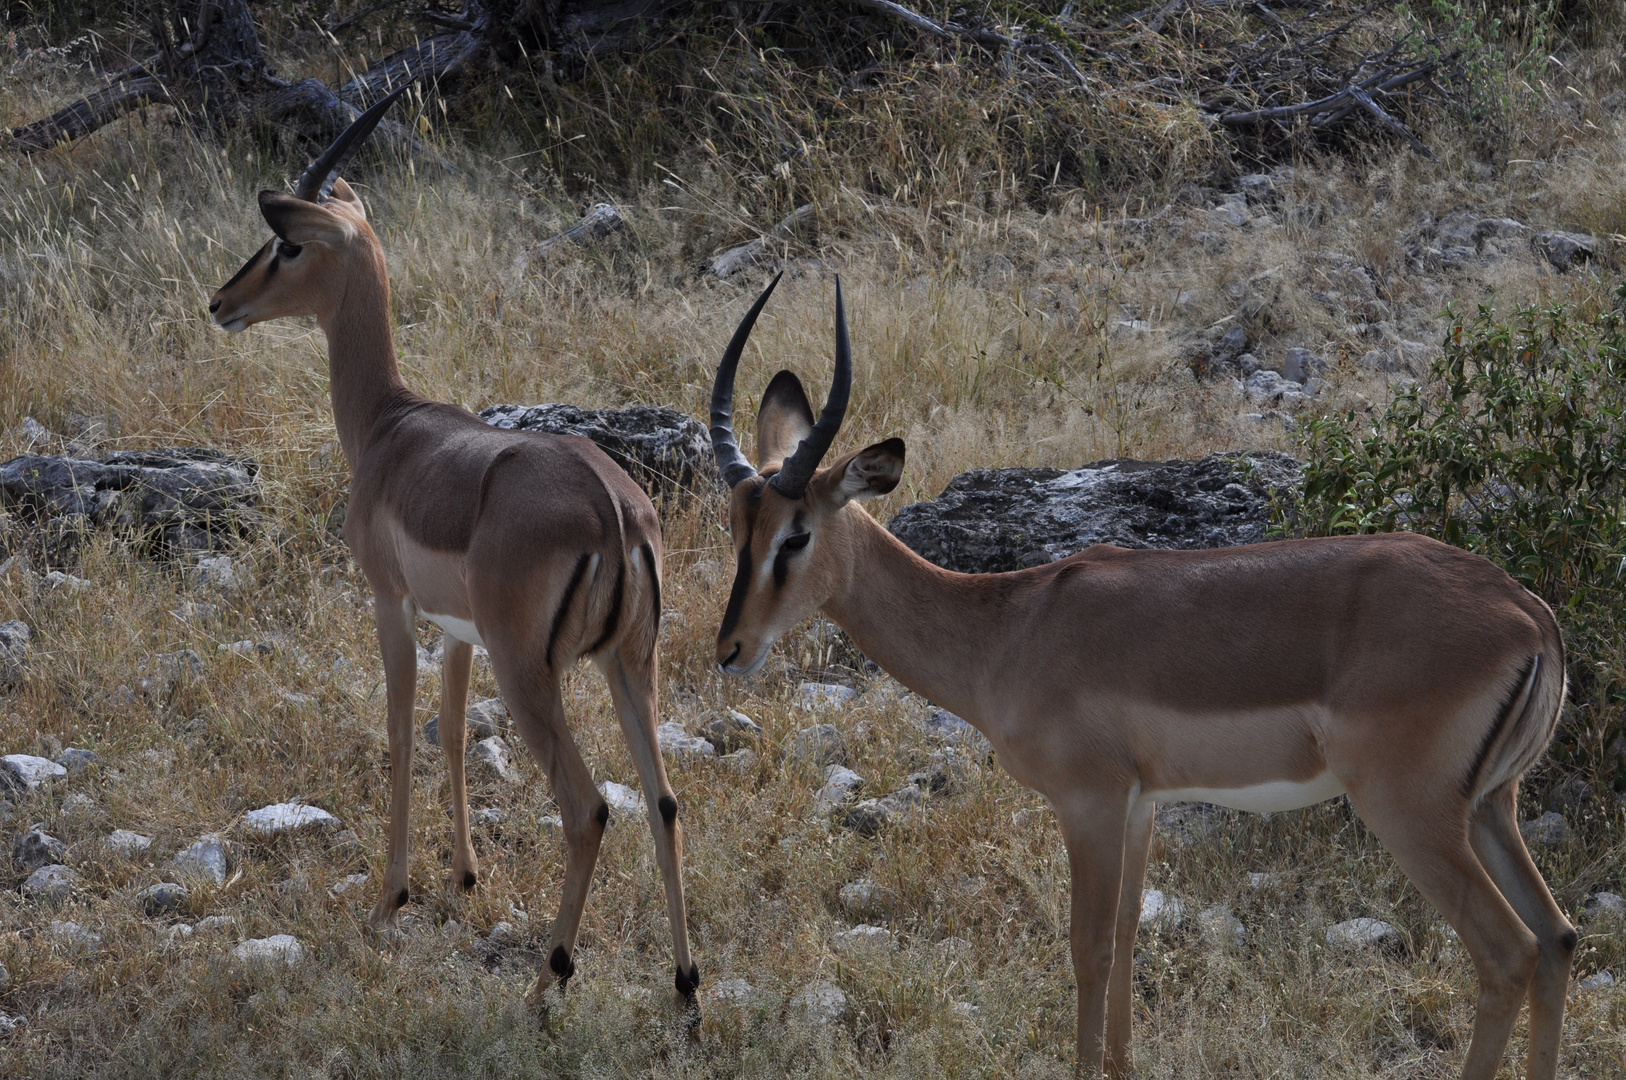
292;80;415;203
770;276;851;499
711;272;783;488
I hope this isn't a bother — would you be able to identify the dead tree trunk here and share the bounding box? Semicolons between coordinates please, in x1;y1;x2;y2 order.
6;0;515;154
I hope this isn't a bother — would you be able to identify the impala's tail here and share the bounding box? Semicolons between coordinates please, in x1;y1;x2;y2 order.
1464;638;1567;803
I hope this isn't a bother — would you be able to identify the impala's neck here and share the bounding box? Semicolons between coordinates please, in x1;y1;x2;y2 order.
821;508;1010;728
315;243;409;468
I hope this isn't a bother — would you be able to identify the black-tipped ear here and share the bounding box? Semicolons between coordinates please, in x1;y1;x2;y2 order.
756;369;816;468
813;437;906;509
258;190;351;247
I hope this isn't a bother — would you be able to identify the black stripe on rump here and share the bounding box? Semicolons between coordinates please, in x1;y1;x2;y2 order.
586;554;626;654
545;554;593;670
641;542;660;624
1461;655;1538;800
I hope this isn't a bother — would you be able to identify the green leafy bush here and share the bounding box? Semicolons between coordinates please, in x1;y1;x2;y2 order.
1282;288;1626;790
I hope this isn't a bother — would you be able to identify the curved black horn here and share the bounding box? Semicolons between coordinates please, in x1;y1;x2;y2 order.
711;272;783;488
292;81;416;203
770;276;852;499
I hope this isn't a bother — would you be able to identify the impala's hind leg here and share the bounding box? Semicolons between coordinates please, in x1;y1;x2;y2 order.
494;666;607;1012
439;635;481;894
368;592;418;928
1105;797;1154;1079
1346;782;1538;1080
602;649;698;1020
1470;782;1575;1080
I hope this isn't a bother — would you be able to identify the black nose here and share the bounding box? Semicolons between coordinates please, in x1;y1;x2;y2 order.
208;299;220;313
719;643;740;670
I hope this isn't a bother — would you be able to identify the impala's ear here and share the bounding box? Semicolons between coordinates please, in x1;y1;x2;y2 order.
810;437;905;510
756;369;815;469
258;190;354;247
325;177;367;220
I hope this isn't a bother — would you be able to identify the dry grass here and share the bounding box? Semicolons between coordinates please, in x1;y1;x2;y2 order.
1;14;1625;1079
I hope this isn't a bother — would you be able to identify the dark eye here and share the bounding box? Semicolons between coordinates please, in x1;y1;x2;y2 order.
782;533;811;552
279;242;302;258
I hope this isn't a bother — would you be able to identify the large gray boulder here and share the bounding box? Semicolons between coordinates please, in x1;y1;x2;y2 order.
0;447;259;555
479;404;713;498
887;452;1302;573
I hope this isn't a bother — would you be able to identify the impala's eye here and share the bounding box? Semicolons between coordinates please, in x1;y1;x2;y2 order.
782;533;811;552
278;241;303;258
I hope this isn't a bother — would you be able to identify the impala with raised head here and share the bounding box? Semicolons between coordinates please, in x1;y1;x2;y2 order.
709;274;1574;1080
209;86;700;1014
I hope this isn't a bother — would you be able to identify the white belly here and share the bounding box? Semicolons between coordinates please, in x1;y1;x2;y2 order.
422;611;486;648
1144;771;1345;813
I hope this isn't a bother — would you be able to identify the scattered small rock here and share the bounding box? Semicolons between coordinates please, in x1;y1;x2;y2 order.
1546;777;1594;815
1;753;67;793
1198;905;1245;947
22;863;79;903
240;803;342;838
169;835;231;885
0;1013;23;1036
232;934;305;965
487;920;522;945
1583;892;1625;920
0;620;29;689
471;736;516;782
538;813;564;838
788;723;847;768
195;915;238;934
1520;811;1570;848
107;829;154;858
1139;888;1185;928
137;882;188;916
1532;230;1596;272
1281;348;1328;384
189;555;240;591
798;683;857;711
656;722;716;764
722;747;757;774
13;826;68;870
41;571;91;591
843;785;924;836
701;710;761;753
598;780;644;819
1246;872;1281;890
790;980;849;1025
422;697;506;747
812;765;865;815
1325;918;1398;949
56;747;98;773
470;807;504;825
1576;971;1616;992
138;649;205;702
50;919;100;952
839;878;881;913
329;873;370;896
705;977;763;1008
833;924;893;953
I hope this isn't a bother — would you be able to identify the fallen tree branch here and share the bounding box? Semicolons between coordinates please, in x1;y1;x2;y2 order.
514;202;626;273
706;204;814;278
1346;84;1432;157
7;77;173;152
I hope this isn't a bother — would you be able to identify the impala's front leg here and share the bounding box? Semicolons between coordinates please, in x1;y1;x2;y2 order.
439;635;480;894
369;593;419;927
1057;792;1132;1078
1105;797;1154;1079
